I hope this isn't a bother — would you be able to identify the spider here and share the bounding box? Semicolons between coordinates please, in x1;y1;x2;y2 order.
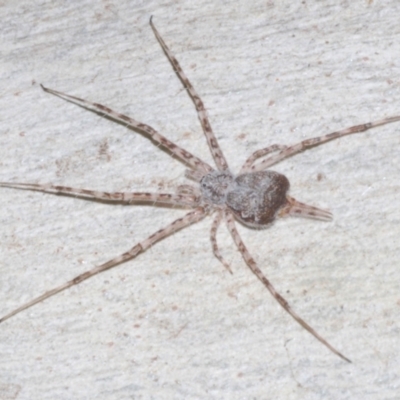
1;18;399;363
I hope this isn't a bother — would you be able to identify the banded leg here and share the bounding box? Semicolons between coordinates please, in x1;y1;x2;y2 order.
150;18;229;172
210;211;233;274
0;207;207;323
250;116;400;172
0;182;199;208
240;144;287;174
224;210;350;362
41;85;213;175
176;184;201;198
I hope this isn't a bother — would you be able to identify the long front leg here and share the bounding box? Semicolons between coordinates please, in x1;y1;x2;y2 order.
0;182;199;208
0;207;206;323
250;116;400;172
41;85;213;175
150;18;229;172
224;210;350;362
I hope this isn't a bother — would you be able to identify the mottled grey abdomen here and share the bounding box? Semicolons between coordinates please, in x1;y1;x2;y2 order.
227;171;289;227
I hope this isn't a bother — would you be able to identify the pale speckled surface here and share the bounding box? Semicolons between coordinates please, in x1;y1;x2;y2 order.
1;1;400;399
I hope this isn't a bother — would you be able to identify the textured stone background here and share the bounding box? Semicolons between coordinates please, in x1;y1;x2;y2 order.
1;1;400;399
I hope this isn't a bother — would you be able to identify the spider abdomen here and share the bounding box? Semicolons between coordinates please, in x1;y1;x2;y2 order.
200;170;289;226
227;171;289;227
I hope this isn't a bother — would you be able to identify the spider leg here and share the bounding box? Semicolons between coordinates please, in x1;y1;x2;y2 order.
210;211;233;274
0;182;199;208
240;144;287;174
150;17;229;172
40;85;213;176
185;168;205;182
279;195;332;221
0;207;207;323
176;184;201;198
250;115;400;171
224;210;351;362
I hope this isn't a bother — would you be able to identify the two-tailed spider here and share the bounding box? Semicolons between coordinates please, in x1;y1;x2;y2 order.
2;18;400;362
